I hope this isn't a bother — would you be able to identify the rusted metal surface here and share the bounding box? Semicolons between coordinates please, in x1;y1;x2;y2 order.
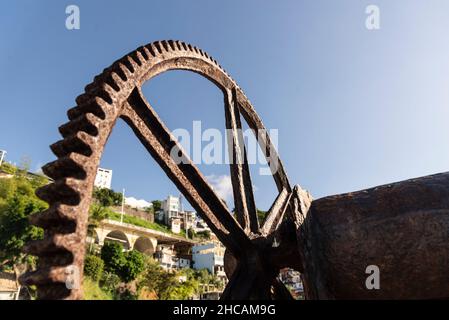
19;40;449;300
300;172;449;299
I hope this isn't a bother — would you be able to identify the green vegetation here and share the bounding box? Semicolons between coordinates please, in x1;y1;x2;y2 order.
196;230;211;240
139;258;223;300
121;250;146;282
84;244;223;300
101;242;127;275
93;187;123;207
257;209;268;224
83;277;113;300
0;161;225;300
100;242;146;283
0;166;47;271
90;189;187;237
0;162;17;175
84;255;104;282
107;210;172;233
151;200;162;212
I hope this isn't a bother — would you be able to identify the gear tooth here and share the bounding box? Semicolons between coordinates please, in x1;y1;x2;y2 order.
128;51;142;67
110;71;125;88
118;62;133;80
42;155;87;180
141;46;152;59
59;113;100;137
173;40;183;50
128;54;140;69
23;236;66;256
94;96;112;110
75;92;91;105
121;55;136;73
36;178;83;206
50;132;95;158
160;40;170;52
84;83;96;93
19;266;71;286
30;204;78;229
153;41;163;54
167;40;176;50
180;42;188;51
145;44;157;57
67;101;106;120
102;82;118;101
135;50;146;64
136;46;149;60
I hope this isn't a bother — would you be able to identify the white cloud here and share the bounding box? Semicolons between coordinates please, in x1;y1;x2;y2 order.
125;197;152;209
206;174;234;203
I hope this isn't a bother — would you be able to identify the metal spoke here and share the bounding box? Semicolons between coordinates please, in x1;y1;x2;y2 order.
224;87;258;233
120;87;251;254
261;188;291;236
235;89;291;193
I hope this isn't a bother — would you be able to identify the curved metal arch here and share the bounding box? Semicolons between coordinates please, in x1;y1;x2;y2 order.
20;40;310;300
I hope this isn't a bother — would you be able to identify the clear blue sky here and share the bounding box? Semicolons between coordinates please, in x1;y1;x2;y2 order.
1;1;449;210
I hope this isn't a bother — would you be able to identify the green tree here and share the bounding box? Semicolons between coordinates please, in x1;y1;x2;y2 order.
151;200;162;212
0;176;46;270
257;209;267;224
93;187;123;207
119;250;146;283
84;255;104;282
89;204;110;225
101;242;126;275
99;271;121;296
197;230;211;240
100;243;145;283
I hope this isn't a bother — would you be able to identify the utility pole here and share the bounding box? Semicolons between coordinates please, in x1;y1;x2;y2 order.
0;150;6;167
180;193;188;239
120;188;125;224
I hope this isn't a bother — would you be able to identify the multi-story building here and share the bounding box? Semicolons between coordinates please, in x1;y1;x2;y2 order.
94;167;112;189
192;242;226;282
160;195;196;234
154;244;191;270
161;195;180;225
0;150;6;166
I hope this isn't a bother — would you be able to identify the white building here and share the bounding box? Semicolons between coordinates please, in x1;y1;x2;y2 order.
161;195;181;225
154;244;191;270
94;167;112;189
192;242;226;281
0;150;6;166
160;195;196;233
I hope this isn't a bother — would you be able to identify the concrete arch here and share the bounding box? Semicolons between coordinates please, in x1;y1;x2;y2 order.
104;230;130;250
133;236;157;256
